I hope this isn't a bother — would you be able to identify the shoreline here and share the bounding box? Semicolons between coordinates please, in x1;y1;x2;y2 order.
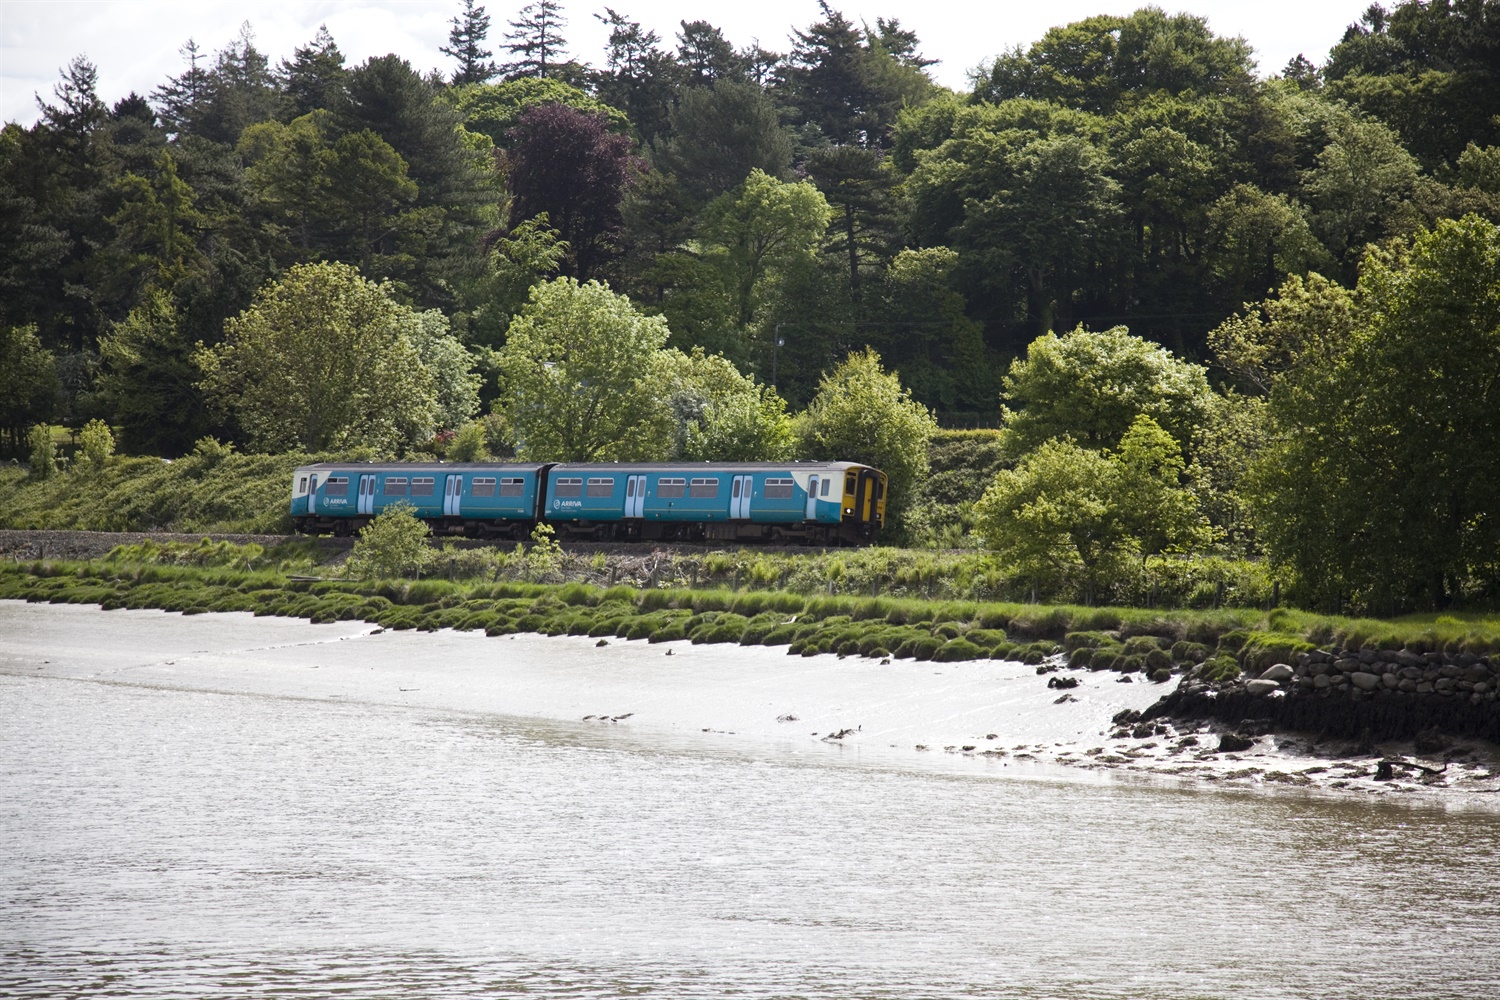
6;599;1498;806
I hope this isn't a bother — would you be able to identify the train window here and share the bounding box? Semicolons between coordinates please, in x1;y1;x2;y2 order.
689;477;719;498
845;474;856;494
298;477;307;493
325;477;349;496
410;477;435;497
821;479;831;497
472;478;497;497
626;478;636;498
586;477;615;498
875;480;884;499
657;477;686;499
554;477;583;498
499;477;525;497
764;478;794;499
383;477;408;496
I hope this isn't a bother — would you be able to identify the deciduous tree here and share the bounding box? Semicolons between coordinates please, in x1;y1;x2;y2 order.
495;277;671;461
196;261;437;453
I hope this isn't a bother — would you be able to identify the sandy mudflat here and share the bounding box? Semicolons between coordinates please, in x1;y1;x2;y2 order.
4;600;1498;803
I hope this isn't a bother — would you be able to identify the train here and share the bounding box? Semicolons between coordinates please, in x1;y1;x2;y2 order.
290;460;888;545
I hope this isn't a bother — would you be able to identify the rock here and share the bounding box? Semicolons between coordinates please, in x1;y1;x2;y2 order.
1463;664;1490;683
1047;675;1079;689
596;638;609;647
1112;708;1141;725
1246;678;1280;696
1215;733;1255;753
1374;760;1395;781
1334;657;1361;672
1357;649;1379;664
1116;674;1134;683
1416;681;1434;693
1132;724;1155;739
1395;650;1423;668
1261;663;1294;682
1313;674;1332;689
1382;673;1398;689
1350;672;1382;691
1413;729;1450;755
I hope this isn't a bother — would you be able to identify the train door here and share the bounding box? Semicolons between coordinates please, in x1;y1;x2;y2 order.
730;475;753;519
804;475;820;520
857;469;877;522
444;474;463;517
358;475;375;515
308;474;318;514
624;475;647;518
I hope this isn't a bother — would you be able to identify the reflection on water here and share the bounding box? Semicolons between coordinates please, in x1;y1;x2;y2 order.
2;671;1497;999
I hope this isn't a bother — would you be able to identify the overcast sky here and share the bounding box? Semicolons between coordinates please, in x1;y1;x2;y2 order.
2;0;1362;125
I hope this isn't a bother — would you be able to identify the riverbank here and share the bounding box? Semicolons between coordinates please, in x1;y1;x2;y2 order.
5;582;1499;801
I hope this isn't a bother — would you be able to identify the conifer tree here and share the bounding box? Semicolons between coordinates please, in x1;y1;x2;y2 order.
503;0;568;80
442;0;498;86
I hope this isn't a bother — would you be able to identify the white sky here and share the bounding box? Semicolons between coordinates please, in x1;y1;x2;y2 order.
2;0;1362;126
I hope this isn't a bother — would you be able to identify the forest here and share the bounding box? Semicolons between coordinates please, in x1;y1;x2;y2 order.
1;0;1498;613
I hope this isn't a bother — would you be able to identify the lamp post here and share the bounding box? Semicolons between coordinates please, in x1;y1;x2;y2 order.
771;323;785;390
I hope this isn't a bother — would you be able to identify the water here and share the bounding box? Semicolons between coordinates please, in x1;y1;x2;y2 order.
2;603;1497;998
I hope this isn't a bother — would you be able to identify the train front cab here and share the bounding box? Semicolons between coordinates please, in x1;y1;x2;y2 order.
838;465;886;543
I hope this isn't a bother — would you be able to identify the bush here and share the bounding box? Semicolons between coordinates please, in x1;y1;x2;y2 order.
28;424;55;478
345;503;433;580
78;419;115;470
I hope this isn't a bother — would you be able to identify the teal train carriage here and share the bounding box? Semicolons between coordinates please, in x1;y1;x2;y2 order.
290;460;887;545
542;462;884;545
291;463;548;538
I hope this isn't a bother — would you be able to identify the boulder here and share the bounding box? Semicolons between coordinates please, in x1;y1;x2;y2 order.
1246;678;1281;696
1261;663;1294;682
1216;733;1255;753
1350;672;1382;692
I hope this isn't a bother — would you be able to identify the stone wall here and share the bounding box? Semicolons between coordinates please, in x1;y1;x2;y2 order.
1146;647;1499;742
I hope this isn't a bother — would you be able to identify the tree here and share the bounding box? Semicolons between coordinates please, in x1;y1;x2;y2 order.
443;0;498;86
77;417;115;470
0;325;59;458
345;503;433;580
675;20;745;86
1302;115;1423;278
28;424;57;479
506;104;636;280
503;0;569;80
447;77;627;149
696;170;831;334
775;2;935;148
656;79;792;205
1206;272;1357;395
1249;214;1500;610
398;307;481;431
652;347;794;461
95;290;211;455
594;8;678;150
1112;414;1210;562
196;261;437;453
495;277;672;461
279;25;346;118
974;417;1207;602
795;348;937;523
463;213;568;349
974;438;1125;600
874;247;992;414
999;326;1214;457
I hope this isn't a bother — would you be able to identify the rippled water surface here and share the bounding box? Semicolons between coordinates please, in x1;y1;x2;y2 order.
2;607;1498;999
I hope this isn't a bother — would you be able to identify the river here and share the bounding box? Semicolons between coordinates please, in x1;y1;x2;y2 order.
2;601;1496;999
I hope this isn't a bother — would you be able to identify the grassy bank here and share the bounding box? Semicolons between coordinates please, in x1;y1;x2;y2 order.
4;542;1498;687
0;447;320;534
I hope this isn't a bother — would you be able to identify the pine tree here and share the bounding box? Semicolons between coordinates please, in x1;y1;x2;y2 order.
503;1;568;80
280;25;347;116
442;0;498;86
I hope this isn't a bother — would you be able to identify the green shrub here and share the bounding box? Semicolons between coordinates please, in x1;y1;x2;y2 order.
345;504;432;581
